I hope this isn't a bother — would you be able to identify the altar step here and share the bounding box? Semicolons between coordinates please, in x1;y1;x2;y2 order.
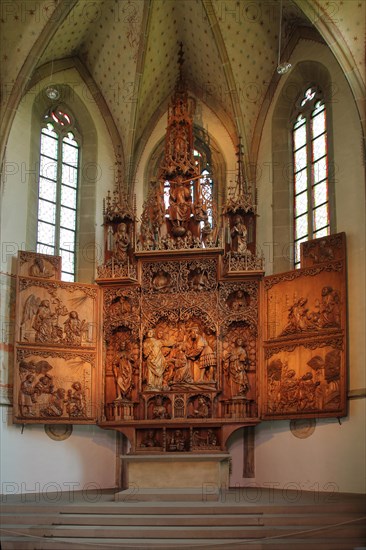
1;490;365;549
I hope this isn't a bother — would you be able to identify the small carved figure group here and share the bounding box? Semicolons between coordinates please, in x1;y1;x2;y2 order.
281;287;341;336
140;429;160;448
192;429;218;448
267;350;341;414
18;359;87;418
167;429;187;451
22;294;88;346
143;325;216;391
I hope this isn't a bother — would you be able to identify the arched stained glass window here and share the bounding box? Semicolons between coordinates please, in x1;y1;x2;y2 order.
37;106;80;281
293;86;330;267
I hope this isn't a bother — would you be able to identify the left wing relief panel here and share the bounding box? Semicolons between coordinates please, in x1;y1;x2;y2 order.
13;251;101;424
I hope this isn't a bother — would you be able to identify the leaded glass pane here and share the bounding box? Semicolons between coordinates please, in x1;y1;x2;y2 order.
312;110;325;138
40;156;57;180
294;146;307;172
61;272;74;282
39;177;57;202
295;169;307;194
62;142;79;167
294;236;307;265
63;132;78;146
62;164;78;188
313;204;329;232
61;185;77;209
60;249;74;274
37;221;55;247
295;213;308;239
38;199;56;224
40;133;58;159
60;227;75;251
294;114;305;130
313;157;327;184
61;206;76;230
312;101;325;117
293;123;306;151
314;226;329;239
37;243;55;255
42;123;57;138
295;191;308;217
295;241;301;265
312;134;326;161
313;182;328;207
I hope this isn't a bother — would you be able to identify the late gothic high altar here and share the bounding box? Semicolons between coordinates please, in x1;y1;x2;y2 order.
12;48;348;493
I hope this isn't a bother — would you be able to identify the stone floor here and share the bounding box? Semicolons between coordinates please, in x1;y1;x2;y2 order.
1;487;365;549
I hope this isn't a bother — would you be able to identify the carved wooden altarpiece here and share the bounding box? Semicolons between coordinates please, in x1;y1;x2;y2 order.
12;49;348;459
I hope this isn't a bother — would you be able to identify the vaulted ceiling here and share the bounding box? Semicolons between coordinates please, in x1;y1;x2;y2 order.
0;0;364;182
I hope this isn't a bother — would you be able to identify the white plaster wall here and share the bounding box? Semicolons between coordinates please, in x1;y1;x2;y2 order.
230;40;366;494
230;399;366;494
0;409;117;496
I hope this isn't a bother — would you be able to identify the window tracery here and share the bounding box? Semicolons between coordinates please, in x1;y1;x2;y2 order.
292;86;330;267
37;106;80;282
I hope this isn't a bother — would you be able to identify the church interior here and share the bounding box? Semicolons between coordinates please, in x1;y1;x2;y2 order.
0;0;365;546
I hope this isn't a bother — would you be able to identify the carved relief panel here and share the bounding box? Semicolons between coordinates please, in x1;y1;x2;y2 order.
18;251;61;280
13;263;100;424
17;278;98;348
262;257;347;419
14;348;96;423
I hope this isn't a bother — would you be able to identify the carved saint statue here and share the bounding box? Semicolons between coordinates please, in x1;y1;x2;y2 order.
224;338;250;397
32;300;59;343
113;341;133;400
143;328;173;390
63;311;86;345
185;326;216;382
168;176;192;226
114;222;130;261
231;215;250;255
